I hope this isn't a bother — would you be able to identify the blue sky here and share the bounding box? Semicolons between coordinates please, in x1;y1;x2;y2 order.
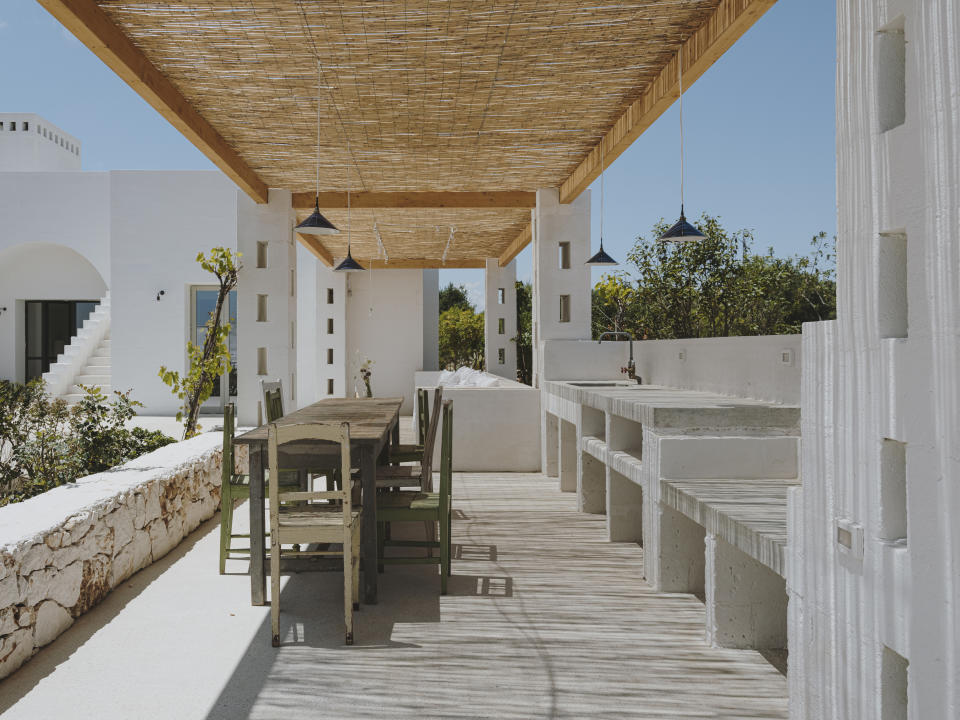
1;0;836;311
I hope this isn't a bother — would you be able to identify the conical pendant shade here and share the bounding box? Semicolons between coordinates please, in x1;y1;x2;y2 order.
658;207;706;242
296;198;339;236
334;247;365;272
586;240;618;266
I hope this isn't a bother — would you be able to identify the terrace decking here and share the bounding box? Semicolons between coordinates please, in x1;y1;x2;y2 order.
0;472;787;719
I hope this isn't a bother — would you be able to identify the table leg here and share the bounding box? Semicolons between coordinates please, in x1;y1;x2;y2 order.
361;445;378;604
392;418;400;449
249;446;267;606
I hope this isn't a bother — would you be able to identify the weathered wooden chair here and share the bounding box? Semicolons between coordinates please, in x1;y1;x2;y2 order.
376;387;443;492
377;399;453;593
388;387;431;463
268;421;361;646
260;378;285;424
218;403;300;574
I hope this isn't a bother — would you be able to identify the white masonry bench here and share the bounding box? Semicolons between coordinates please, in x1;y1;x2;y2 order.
542;380;800;651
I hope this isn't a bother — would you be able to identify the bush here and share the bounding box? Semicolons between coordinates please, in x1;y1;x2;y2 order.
0;380;176;506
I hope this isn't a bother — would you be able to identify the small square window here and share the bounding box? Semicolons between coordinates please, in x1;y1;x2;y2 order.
256;241;267;268
327;288;335;304
327;348;334;365
558;242;571;269
9;122;16;131
23;122;28;131
327;318;334;334
498;348;505;365
559;295;571;323
497;288;505;304
327;378;335;395
498;318;505;335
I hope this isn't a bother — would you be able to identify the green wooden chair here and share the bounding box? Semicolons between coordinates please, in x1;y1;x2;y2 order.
218;403;301;573
376;387;442;491
376;399;453;594
269;420;361;646
388;388;431;463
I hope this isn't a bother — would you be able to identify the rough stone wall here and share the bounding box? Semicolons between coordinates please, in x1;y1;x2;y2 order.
791;1;960;718
0;433;223;680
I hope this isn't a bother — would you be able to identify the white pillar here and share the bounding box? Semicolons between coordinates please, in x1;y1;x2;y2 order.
295;247;346;407
484;258;516;379
531;187;591;387
422;269;439;371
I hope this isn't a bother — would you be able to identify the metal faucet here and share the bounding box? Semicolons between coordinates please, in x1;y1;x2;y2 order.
598;331;639;383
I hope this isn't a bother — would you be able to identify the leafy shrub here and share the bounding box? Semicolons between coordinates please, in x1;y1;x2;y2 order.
0;380;176;506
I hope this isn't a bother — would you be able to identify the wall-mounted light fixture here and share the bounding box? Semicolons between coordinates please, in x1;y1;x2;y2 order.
0;307;7;316
156;290;166;302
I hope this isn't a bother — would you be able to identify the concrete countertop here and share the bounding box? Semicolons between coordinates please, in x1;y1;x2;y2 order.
543;380;800;432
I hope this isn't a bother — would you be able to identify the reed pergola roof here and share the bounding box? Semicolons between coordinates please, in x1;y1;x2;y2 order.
40;0;776;267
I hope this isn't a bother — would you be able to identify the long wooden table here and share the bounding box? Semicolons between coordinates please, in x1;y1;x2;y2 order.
234;397;402;606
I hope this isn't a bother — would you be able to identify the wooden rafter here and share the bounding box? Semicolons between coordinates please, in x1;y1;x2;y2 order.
37;0;269;204
499;223;532;267
292;191;537;210
559;0;776;204
296;234;334;267
345;258;486;270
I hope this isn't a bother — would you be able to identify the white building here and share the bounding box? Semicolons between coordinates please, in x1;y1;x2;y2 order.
0;113;438;424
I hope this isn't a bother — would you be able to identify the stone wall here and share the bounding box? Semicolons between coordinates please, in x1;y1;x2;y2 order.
0;432;223;680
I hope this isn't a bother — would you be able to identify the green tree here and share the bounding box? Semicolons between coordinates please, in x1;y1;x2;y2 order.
439;283;474;314
439;306;485;370
593;215;835;340
514;280;533;384
159;247;241;438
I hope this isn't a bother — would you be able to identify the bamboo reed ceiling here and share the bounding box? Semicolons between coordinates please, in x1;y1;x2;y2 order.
79;0;734;262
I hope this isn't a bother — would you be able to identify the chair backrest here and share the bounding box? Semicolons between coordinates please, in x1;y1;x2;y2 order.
439;399;453;510
420;386;443;491
267;421;353;527
222;402;236;489
261;378;284;423
416;387;430;445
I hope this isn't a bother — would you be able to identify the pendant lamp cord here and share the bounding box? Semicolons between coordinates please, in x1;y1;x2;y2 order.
346;139;351;255
599;135;605;248
315;60;322;202
678;48;684;216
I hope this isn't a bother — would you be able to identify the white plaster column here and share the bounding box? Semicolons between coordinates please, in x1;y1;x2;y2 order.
295;247;346;407
422;269;439;372
483;258;517;379
531;187;591;388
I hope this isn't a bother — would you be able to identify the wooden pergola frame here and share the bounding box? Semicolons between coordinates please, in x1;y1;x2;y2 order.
38;0;776;268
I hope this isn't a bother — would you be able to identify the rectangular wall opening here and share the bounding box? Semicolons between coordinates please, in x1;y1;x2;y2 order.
878;232;908;338
327;348;334;365
290;321;295;349
256;294;267;322
290;269;295;297
497;288;505;304
498;348;505;365
880;439;907;542
876;18;906;133
256;241;267;268
881;646;908;720
327;288;335;304
327;378;334;395
558;242;571;269
257;348;267;376
327;318;334;334
559;294;571;323
498;318;505;334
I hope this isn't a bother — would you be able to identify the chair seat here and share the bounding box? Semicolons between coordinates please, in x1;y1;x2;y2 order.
377;491;439;511
375;467;425;489
278;504;361;528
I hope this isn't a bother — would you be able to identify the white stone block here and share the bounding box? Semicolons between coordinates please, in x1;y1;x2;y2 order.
33;600;73;648
21;561;82;608
0;628;33;681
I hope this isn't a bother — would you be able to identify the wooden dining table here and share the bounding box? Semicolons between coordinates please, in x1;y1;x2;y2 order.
233;396;403;606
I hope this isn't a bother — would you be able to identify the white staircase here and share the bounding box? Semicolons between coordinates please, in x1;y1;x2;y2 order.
42;291;112;404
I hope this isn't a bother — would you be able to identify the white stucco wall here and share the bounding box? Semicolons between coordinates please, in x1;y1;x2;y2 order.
790;2;960;718
484;258;517;379
0;113;81;172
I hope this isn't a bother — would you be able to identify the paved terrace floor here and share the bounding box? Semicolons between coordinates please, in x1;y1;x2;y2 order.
0;472;787;719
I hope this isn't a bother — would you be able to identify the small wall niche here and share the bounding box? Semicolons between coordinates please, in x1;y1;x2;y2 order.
881;646;908;720
559;295;571;323
327;378;335;395
290;269;295;297
256;294;268;322
290;321;295;349
327;348;334;365
876;17;906;133
880;439;907;542
327;318;334;334
558;242;571;269
498;348;505;365
498;318;505;334
257;348;267;376
327;288;335;304
497;288;505;304
256;241;268;269
878;232;908;338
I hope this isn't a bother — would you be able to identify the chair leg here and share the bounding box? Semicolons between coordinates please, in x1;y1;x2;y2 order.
447;511;453;576
352;524;361;611
440;512;449;595
377;522;386;573
219;496;233;574
344;528;354;646
270;535;281;647
423;520;436;557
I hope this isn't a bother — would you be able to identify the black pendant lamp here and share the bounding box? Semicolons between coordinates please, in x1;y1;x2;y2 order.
334;183;365;273
586;136;618;266
296;62;339;237
658;48;706;243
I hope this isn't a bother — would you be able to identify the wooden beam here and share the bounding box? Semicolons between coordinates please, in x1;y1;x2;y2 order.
559;0;776;204
338;258;486;269
38;0;270;204
292;191;537;210
499;223;532;266
296;234;333;267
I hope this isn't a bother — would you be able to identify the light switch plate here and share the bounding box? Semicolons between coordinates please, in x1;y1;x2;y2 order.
836;517;864;559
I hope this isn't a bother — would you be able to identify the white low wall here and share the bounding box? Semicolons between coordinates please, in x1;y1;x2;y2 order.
0;433;223;680
541;335;802;405
414;371;541;472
